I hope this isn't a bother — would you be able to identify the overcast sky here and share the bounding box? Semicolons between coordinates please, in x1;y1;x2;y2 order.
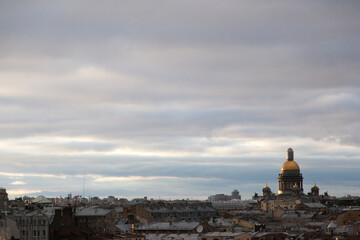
1;1;360;200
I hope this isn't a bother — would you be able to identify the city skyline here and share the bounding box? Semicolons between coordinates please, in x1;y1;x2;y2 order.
1;1;360;199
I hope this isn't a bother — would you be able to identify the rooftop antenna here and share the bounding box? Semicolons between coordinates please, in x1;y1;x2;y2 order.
82;167;86;198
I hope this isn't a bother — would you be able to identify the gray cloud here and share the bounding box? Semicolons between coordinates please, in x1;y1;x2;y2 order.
0;1;360;199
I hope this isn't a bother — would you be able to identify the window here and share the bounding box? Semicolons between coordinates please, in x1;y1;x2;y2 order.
43;230;46;237
34;230;37;236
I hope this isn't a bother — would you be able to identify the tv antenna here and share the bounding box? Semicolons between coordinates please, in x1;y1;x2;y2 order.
82;168;86;198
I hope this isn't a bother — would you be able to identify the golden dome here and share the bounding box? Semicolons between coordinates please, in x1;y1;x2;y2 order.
263;184;270;189
281;160;300;173
312;184;319;190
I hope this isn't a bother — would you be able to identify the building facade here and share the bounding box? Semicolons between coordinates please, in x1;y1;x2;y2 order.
11;212;49;240
208;190;241;202
0;188;9;212
75;206;117;235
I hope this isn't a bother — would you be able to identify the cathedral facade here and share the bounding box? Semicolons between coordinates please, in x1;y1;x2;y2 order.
261;148;321;199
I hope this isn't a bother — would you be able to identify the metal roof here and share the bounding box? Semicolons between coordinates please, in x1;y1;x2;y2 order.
75;206;112;217
136;221;199;231
303;203;326;208
202;232;246;237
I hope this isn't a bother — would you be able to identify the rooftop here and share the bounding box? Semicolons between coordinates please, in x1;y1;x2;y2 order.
75;206;113;217
135;221;199;231
303;203;326;208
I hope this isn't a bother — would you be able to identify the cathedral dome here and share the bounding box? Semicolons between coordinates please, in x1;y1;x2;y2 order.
281;160;300;172
311;184;319;190
263;184;271;192
280;148;300;175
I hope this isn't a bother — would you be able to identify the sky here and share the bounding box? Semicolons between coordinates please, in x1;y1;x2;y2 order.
1;1;360;200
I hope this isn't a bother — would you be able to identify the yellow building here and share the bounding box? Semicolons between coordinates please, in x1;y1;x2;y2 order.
336;208;360;226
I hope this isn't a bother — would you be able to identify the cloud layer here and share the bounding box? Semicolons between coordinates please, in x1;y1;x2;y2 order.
1;1;360;199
